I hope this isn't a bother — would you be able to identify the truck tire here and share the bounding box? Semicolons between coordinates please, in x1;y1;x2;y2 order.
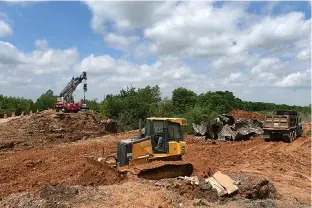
290;131;294;142
269;134;275;141
284;132;291;143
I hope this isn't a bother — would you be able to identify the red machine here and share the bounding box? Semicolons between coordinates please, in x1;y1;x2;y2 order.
54;71;88;113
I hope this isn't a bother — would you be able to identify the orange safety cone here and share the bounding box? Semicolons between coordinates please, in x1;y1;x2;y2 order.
4;114;8;119
12;112;16;117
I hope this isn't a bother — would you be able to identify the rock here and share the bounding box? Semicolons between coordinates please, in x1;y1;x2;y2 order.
233;180;241;185
192;198;212;207
200;182;212;190
155;182;163;187
192;199;201;206
245;179;277;199
177;176;199;185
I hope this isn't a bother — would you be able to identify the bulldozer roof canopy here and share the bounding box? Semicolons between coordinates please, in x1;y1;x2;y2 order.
147;117;187;126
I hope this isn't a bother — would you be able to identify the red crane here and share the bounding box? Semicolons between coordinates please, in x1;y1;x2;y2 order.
54;71;88;113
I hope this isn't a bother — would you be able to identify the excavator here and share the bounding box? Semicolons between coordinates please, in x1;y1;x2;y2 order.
86;117;194;180
54;71;88;113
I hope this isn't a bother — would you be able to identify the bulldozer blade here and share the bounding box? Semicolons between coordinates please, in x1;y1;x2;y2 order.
84;157;121;184
84;157;116;169
130;160;194;180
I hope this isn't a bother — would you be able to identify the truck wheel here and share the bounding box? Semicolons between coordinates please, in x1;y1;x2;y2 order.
290;131;294;142
284;133;291;143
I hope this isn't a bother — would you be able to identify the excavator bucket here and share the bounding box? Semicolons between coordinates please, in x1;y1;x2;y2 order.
128;160;194;180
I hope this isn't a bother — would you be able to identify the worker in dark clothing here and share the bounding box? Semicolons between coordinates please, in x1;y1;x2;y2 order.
155;134;164;152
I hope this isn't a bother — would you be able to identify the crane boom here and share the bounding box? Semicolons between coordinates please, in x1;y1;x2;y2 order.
59;71;87;102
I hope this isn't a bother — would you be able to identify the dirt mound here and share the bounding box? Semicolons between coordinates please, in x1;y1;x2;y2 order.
76;162;121;186
228;109;265;120
230;173;279;200
0;111;110;151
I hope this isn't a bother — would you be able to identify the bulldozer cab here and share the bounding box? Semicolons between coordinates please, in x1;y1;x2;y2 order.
144;118;186;153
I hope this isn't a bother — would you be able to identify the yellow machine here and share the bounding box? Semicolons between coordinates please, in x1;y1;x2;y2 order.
92;117;193;180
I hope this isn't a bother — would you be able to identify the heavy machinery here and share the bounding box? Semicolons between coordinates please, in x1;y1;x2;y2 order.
87;117;194;180
263;110;303;143
54;71;88;113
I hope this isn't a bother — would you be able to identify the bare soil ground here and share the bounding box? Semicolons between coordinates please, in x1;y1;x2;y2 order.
184;121;311;205
0;112;310;207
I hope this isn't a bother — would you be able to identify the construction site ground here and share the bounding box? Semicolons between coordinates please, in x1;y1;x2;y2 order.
0;112;310;208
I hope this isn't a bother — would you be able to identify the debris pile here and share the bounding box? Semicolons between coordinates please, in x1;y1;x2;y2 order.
193;110;264;141
229;173;279;200
153;171;278;203
0;111;113;151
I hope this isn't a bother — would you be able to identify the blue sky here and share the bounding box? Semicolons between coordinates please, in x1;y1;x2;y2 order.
0;1;311;105
1;1;124;58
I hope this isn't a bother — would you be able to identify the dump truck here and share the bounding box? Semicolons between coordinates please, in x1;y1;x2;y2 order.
263;110;303;143
86;117;194;181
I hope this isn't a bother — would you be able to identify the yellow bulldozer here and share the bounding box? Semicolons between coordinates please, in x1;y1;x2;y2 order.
87;117;194;180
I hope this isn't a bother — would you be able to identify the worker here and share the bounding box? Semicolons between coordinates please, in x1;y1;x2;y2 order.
155;135;164;151
297;123;303;136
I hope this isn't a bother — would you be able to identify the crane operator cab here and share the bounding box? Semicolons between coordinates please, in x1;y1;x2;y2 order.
142;117;187;155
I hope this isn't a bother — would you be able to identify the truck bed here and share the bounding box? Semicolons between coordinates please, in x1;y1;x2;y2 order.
263;115;297;130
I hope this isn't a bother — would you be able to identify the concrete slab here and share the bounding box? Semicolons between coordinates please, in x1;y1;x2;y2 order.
212;171;238;195
206;177;227;196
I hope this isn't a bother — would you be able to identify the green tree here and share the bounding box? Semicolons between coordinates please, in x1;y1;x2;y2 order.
172;87;197;114
34;90;57;111
86;99;101;113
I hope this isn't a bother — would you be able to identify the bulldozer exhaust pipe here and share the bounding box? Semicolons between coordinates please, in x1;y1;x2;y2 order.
139;119;142;136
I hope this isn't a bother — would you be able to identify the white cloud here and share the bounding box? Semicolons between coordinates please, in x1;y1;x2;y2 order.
234;12;310;53
0;40;79;76
34;39;48;50
77;54;204;97
274;69;311;88
84;1;175;33
104;33;139;51
144;2;247;57
0;20;12;37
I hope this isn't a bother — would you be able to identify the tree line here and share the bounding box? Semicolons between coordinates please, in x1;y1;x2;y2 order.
0;89;57;117
0;86;310;132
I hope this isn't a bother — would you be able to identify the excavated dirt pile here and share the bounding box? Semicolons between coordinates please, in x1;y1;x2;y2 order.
228;109;265;120
0;111;110;151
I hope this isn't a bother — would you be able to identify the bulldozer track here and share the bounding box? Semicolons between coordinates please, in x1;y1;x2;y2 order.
129;160;194;180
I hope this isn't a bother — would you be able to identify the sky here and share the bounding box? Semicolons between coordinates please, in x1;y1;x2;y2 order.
0;1;311;106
